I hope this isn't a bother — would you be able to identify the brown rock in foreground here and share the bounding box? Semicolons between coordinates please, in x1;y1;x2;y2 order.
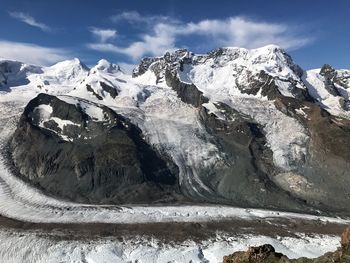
223;228;350;263
341;228;350;250
223;244;289;263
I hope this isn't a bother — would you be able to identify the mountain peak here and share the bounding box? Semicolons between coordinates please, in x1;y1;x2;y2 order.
49;58;89;71
92;59;121;74
255;44;282;52
37;58;89;87
320;64;336;77
0;60;43;88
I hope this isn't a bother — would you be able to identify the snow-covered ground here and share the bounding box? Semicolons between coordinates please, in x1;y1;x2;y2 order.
0;229;341;263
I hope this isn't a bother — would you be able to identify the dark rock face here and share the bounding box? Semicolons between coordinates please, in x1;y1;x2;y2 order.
196;101;310;211
100;81;118;98
133;57;160;77
320;64;342;97
165;68;208;107
318;64;350;111
133;49;191;79
274;97;350;214
235;70;309;101
10;93;180;204
223;228;350;263
86;84;103;100
235;70;281;99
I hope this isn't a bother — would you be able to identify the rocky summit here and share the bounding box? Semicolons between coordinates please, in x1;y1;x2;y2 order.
2;45;350;214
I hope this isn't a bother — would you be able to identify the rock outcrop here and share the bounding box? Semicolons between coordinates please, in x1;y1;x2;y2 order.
223;244;287;263
223;228;350;263
10;93;180;204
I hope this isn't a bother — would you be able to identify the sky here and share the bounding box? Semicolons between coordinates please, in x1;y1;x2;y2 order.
0;0;349;70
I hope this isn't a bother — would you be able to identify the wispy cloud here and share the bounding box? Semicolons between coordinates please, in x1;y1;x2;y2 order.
9;11;51;32
87;24;177;60
88;11;313;61
182;17;312;50
90;27;117;43
111;11;171;25
0;40;69;65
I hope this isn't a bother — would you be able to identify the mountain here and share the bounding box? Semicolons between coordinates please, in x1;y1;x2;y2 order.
10;93;179;203
2;45;350;214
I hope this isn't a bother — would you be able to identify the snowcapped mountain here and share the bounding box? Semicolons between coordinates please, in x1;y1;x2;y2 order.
0;58;88;105
134;45;307;99
2;45;350;214
303;64;350;119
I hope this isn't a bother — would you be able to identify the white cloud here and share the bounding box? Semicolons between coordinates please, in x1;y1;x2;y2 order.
90;27;117;43
182;17;311;50
89;13;313;61
88;23;177;60
0;40;69;66
9;11;51;32
111;11;171;25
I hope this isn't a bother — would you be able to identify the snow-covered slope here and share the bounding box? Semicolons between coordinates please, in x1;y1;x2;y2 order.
0;229;340;263
0;60;42;90
303;65;350;119
177;45;306;98
0;58;88;104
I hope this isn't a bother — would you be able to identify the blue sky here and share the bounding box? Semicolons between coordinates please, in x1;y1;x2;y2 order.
0;0;349;70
